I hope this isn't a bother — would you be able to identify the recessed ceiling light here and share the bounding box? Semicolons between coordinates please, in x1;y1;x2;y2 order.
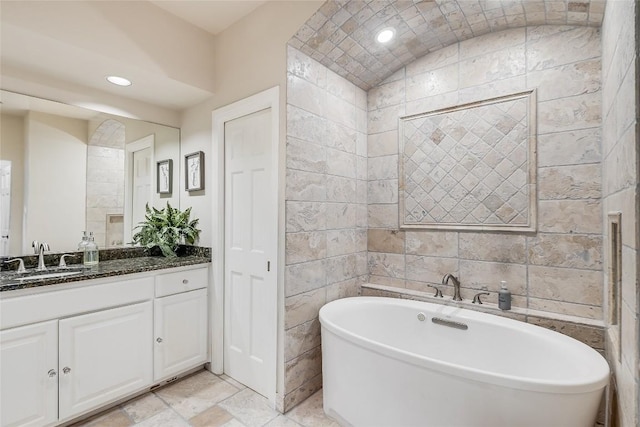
376;27;395;44
106;76;132;87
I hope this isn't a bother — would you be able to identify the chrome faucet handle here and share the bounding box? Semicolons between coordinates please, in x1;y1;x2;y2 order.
5;258;26;273
59;254;75;268
427;284;443;298
472;292;490;304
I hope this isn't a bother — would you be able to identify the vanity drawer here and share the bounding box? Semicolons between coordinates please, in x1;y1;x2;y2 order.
155;267;208;297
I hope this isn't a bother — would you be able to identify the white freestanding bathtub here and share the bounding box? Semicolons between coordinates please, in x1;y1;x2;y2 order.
320;297;609;427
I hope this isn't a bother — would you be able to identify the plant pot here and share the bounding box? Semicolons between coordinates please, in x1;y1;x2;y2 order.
145;246;164;257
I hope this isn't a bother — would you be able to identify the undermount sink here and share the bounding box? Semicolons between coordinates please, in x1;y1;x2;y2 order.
16;270;84;281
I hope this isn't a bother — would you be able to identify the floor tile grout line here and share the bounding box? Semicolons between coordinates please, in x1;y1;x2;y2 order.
74;370;335;427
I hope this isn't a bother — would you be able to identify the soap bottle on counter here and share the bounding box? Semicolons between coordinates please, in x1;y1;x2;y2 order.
78;231;88;251
498;280;511;310
83;232;99;266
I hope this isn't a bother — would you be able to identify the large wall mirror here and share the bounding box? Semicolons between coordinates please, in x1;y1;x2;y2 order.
0;90;180;257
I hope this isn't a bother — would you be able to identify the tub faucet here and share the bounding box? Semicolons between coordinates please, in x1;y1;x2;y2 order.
33;241;50;271
442;273;462;301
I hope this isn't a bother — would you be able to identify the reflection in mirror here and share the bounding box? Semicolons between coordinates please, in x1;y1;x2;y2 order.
0;90;180;257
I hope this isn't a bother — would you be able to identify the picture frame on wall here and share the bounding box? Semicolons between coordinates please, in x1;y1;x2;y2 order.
156;159;172;194
185;151;204;191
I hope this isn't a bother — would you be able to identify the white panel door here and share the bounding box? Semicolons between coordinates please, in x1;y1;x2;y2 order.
124;135;154;243
223;108;276;398
0;160;11;256
132;147;152;227
58;301;153;419
0;320;58;427
154;288;208;381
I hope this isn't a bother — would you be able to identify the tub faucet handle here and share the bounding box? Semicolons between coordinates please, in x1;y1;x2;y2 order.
427;284;443;298
472;292;491;304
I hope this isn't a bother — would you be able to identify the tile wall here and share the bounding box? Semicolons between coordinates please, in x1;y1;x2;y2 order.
85;119;125;249
367;26;604;320
283;46;368;411
601;0;639;425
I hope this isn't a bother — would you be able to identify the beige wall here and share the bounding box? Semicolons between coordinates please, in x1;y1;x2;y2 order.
24;111;87;253
283;46;368;411
601;0;639;425
366;26;604;320
177;1;321;411
179;1;322;248
0;113;25;255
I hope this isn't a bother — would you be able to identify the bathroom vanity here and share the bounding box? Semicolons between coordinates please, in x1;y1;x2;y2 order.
0;255;210;427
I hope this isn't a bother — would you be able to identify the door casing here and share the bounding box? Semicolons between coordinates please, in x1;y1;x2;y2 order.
210;86;281;407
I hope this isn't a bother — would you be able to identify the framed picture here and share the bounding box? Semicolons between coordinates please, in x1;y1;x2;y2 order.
185;151;204;191
156;159;172;194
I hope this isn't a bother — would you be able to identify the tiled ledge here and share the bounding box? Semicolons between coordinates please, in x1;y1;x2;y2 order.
361;283;606;351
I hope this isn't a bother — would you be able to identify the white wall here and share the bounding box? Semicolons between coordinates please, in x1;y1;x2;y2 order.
0;113;25;255
24;111;87;253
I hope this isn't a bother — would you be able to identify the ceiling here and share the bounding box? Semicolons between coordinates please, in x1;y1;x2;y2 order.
0;0;606;114
149;1;266;35
290;0;605;91
0;1;270;112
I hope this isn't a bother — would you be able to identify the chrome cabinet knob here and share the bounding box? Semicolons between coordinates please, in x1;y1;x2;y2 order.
182;279;189;284
48;369;57;378
156;337;163;343
62;367;71;374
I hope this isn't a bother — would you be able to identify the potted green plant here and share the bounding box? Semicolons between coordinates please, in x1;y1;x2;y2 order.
131;202;201;257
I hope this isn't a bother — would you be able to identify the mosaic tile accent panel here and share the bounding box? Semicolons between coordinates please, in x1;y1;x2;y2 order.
289;0;605;90
399;90;537;231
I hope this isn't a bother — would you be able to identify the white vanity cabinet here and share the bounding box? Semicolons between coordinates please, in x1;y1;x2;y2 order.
153;267;208;381
0;320;58;427
0;263;210;427
58;301;153;419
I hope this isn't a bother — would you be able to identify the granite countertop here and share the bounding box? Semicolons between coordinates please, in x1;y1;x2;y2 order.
0;246;211;293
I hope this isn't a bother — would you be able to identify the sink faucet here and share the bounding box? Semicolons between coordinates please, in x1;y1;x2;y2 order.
442;273;462;301
33;241;50;271
5;258;26;273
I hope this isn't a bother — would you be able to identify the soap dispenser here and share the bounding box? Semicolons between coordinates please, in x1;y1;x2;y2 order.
498;280;511;310
83;232;99;266
78;231;88;251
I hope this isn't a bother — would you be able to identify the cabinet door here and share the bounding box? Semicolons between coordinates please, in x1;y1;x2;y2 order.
0;320;58;427
58;301;152;419
154;288;208;380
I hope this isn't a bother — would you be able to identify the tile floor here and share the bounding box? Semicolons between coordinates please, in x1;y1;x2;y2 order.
71;369;339;427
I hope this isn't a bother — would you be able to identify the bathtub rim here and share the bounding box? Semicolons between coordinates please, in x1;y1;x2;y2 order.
319;296;610;395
